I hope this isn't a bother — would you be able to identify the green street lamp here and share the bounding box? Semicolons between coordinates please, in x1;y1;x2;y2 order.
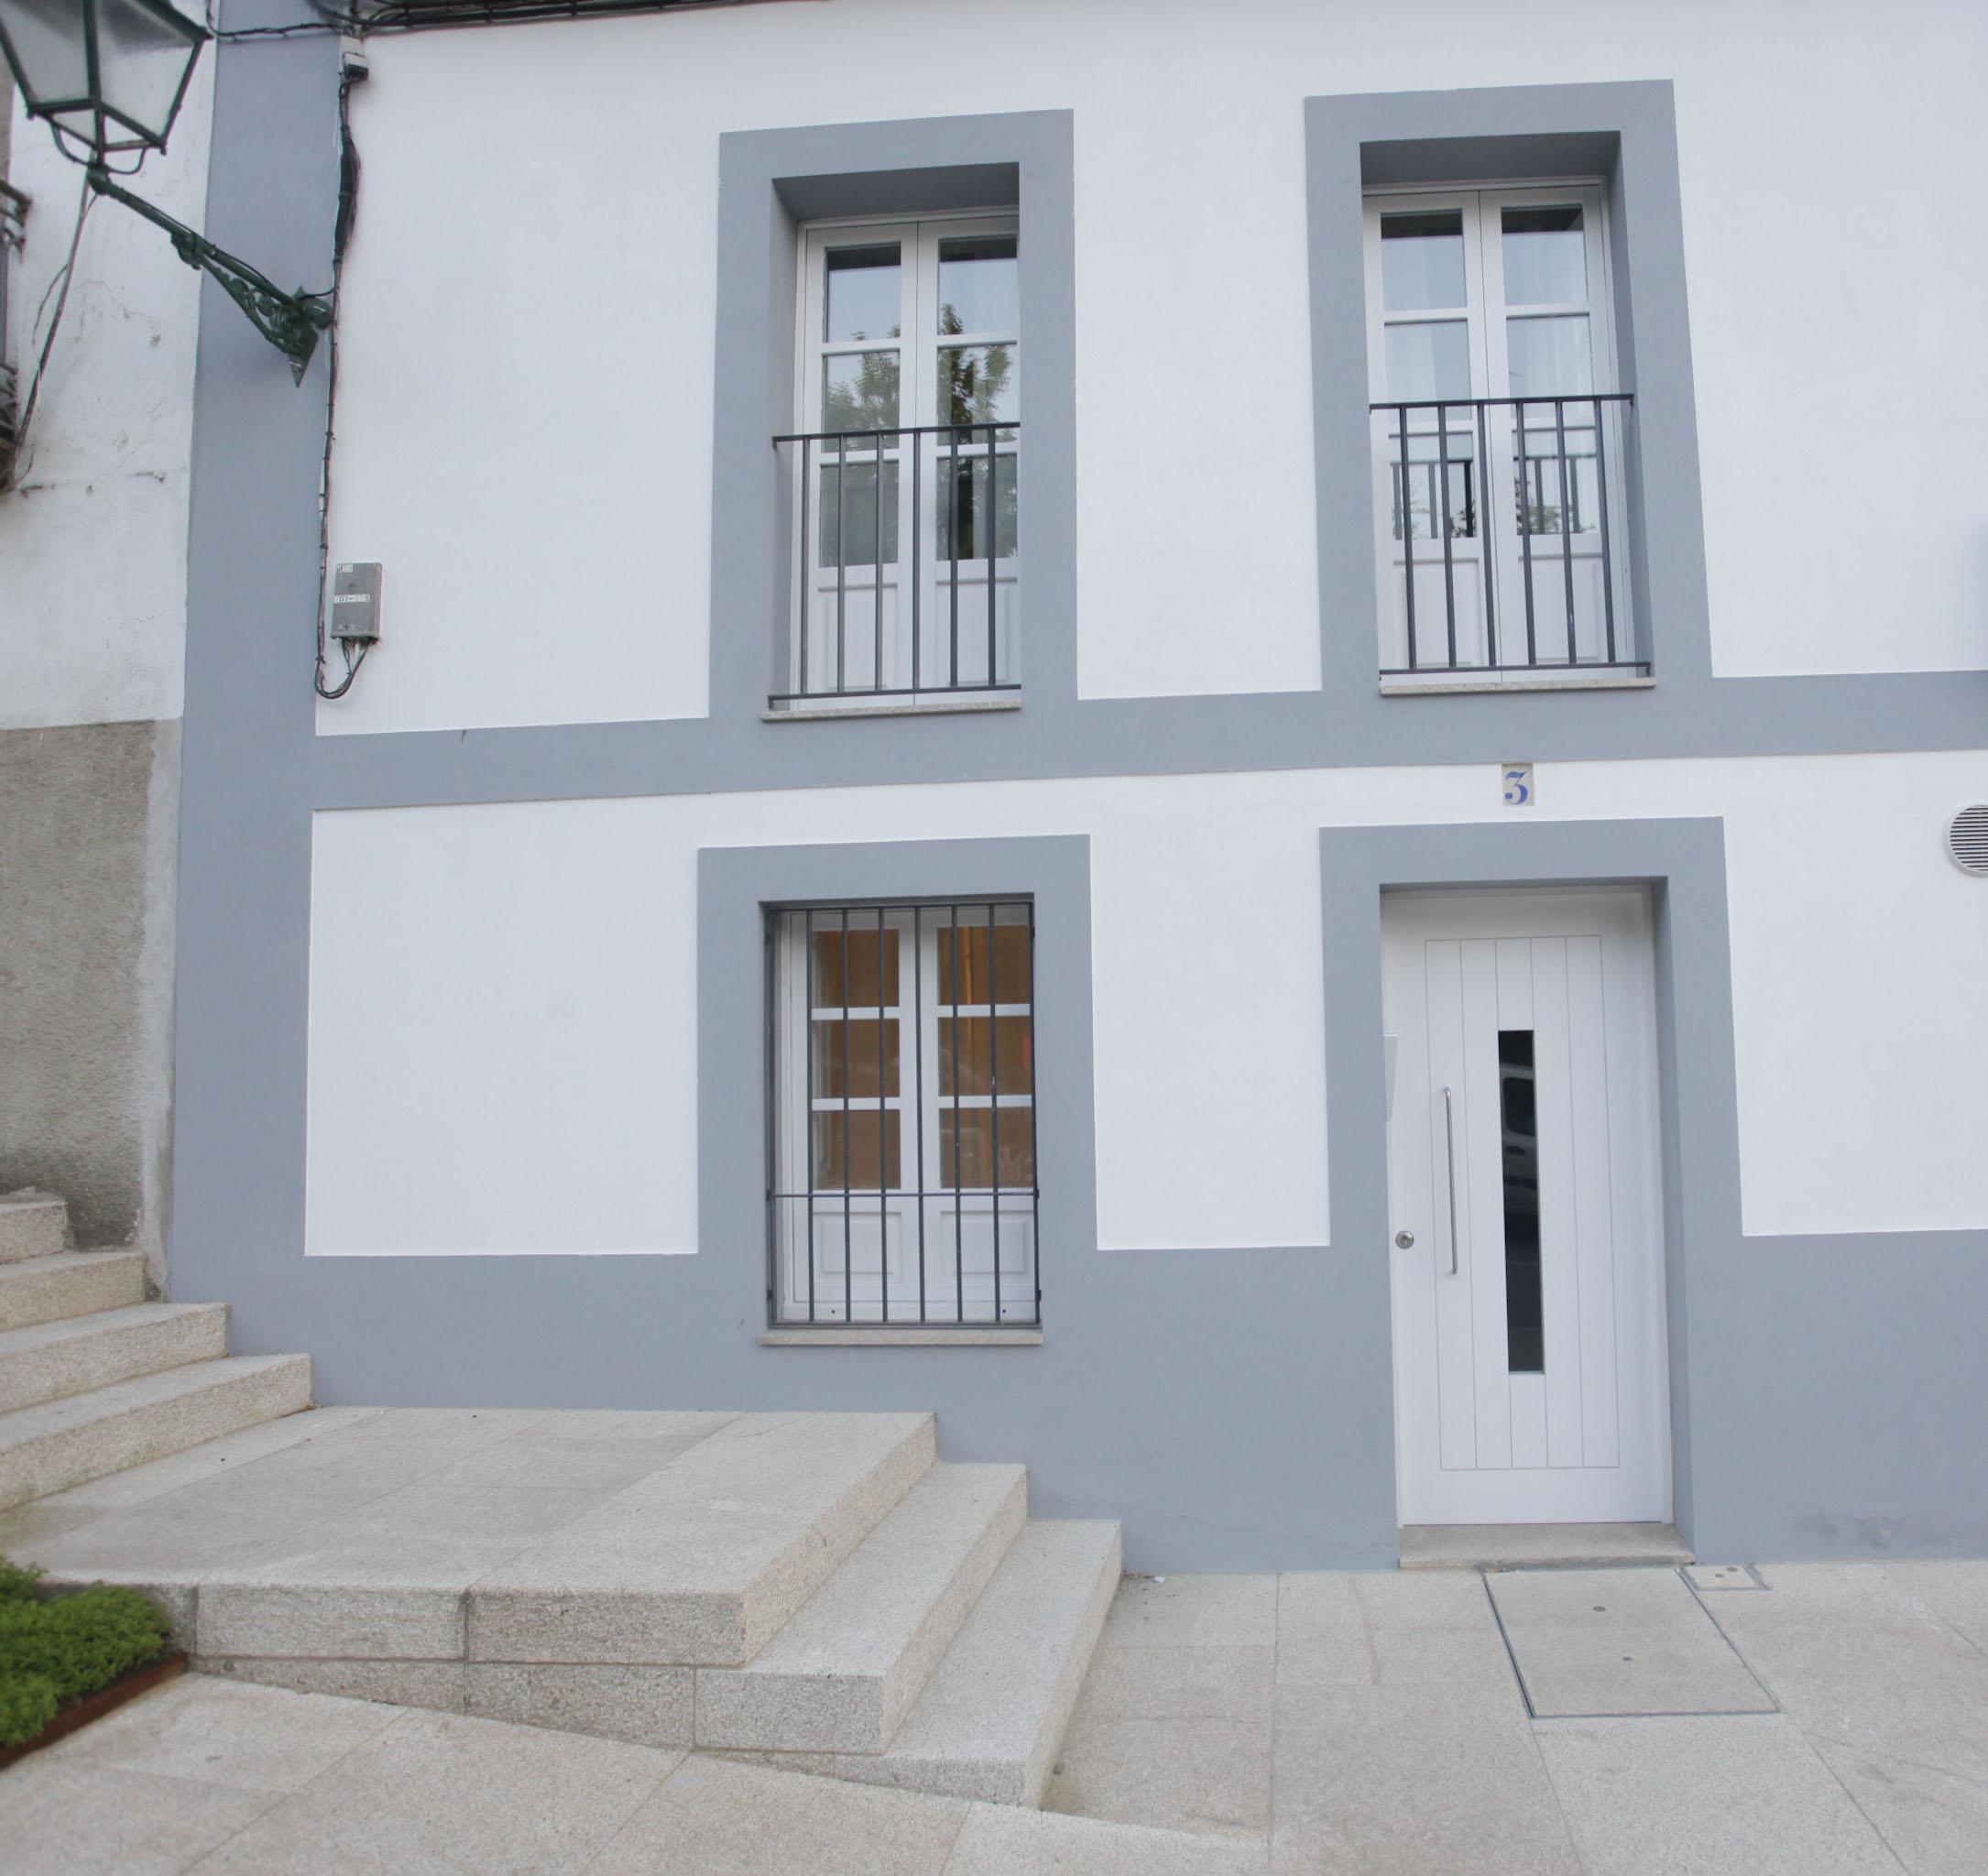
0;0;332;381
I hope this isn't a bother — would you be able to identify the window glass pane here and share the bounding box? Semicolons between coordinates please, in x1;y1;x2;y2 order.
1499;1030;1543;1374
825;245;902;342
942;1107;1035;1189
1501;205;1586;307
1390;433;1478;543
1514;414;1600;536
1380;212;1466;311
1383;321;1471;402
817;459;900;567
822;352;900;432
940;1015;1033;1096
813;1109;901;1191
810;924;900;1009
1505;315;1592;398
937;234;1018;336
936;450;1018;564
939;344;1018;426
812;1019;900;1099
937;921;1031;1006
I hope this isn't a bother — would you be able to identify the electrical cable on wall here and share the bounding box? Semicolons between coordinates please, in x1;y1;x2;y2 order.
0;177;93;493
215;1;776;41
312;57;366;699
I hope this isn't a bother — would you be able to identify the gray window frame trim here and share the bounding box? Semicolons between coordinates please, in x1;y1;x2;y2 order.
709;111;1077;726
1305;81;1711;694
697;834;1097;1333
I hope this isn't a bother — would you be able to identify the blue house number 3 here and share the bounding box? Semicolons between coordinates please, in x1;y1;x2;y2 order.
1502;763;1535;806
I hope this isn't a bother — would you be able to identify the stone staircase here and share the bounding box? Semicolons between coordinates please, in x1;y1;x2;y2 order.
0;1189;313;1511
0;1402;1122;1808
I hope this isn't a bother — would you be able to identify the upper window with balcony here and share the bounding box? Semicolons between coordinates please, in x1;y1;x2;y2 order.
772;214;1021;712
1364;185;1639;686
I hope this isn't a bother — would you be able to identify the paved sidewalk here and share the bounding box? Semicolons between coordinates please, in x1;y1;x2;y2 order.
0;1674;1259;1875
1045;1561;1988;1874
5;1559;1985;1873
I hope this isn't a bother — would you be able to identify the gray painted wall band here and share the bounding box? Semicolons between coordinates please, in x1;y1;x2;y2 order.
314;667;1988;808
174;24;1988;1567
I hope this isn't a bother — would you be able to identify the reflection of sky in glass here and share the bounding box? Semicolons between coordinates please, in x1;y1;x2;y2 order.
1501;207;1586;307
825;245;902;341
1385;321;1470;400
1381;213;1465;311
1507;316;1592;397
937;236;1018;335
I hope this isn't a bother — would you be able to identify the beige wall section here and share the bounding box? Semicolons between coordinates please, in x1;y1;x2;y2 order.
0;721;180;1287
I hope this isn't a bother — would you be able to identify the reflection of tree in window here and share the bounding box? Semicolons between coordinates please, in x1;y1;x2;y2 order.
823;352;902;433
937;310;1018;562
939;305;1014;425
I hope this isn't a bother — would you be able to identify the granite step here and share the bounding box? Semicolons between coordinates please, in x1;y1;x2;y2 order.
696;1461;1028;1755
467;1410;938;1669
0;1192;70;1263
0;1249;147;1331
841;1518;1123;1806
0;1353;313;1511
0;1301;231;1414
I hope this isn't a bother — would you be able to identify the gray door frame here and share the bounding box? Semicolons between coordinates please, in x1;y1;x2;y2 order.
1321;817;1732;1549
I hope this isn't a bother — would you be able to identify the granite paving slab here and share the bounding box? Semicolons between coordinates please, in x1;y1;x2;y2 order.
1487;1565;1776;1717
1535;1713;1902;1875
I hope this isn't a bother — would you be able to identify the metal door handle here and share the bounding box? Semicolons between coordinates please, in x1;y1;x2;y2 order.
1443;1086;1458;1275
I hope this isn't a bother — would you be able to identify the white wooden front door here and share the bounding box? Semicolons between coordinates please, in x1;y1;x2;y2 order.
1383;889;1670;1524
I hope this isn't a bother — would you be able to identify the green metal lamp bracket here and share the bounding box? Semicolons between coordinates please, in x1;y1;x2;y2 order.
86;166;331;384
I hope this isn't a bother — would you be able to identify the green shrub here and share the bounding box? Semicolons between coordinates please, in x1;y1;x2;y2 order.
0;1674;59;1749
0;1558;171;1750
0;1555;45;1604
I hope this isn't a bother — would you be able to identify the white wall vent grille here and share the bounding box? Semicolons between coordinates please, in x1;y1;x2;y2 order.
1950;805;1988;877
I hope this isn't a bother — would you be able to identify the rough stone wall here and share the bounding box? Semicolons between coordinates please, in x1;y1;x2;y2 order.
0;720;180;1284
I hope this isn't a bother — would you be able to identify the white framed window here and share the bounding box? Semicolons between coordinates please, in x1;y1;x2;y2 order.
1363;184;1636;682
776;215;1021;707
768;901;1038;1325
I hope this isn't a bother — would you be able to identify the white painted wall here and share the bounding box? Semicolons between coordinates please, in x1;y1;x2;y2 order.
0;48;212;730
318;0;1988;736
305;749;1988;1258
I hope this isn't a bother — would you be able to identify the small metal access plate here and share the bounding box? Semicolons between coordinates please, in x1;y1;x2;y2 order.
1684;1563;1770;1592
331;562;382;643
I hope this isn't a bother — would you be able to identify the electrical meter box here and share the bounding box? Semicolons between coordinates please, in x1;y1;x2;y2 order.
331;562;383;645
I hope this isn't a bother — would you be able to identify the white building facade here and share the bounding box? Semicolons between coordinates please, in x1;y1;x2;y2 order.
168;0;1988;1567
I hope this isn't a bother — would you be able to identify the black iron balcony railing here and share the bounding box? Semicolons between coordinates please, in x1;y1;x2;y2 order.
1;183;29;466
771;420;1019;706
1370;393;1640;679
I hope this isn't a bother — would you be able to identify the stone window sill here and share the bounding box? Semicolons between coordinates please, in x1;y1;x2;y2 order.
1380;675;1655;697
758;1326;1043;1347
762;696;1022;724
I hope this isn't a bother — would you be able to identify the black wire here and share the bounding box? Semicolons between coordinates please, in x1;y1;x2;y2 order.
216;0;761;38
3;177;95;493
312;70;363;700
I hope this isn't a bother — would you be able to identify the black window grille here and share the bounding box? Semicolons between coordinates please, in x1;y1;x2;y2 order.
766;901;1040;1327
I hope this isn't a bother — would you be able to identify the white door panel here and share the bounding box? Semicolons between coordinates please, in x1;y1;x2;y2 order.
1384;890;1668;1525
